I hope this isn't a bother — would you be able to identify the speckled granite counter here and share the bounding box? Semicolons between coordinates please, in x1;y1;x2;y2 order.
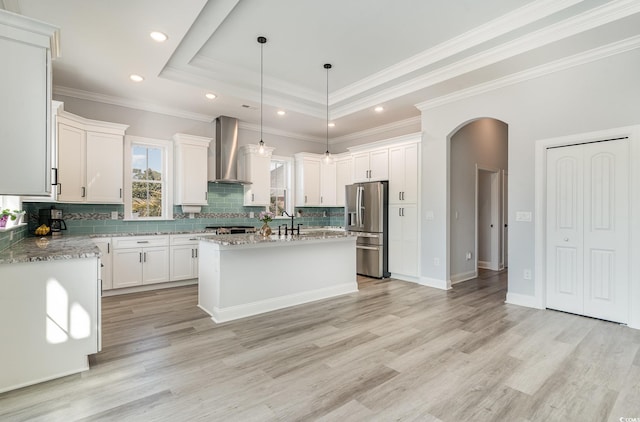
197;230;352;247
90;229;217;238
0;236;99;265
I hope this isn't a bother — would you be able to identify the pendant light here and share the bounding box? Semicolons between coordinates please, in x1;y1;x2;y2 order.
324;63;332;163
258;36;267;154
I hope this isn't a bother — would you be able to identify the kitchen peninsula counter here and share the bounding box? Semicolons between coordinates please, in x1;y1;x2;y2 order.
197;232;357;323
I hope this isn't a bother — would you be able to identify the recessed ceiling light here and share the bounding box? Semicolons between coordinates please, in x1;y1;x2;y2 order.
150;31;168;42
129;74;144;82
374;106;384;112
277;110;286;116
328;122;335;127
205;93;217;100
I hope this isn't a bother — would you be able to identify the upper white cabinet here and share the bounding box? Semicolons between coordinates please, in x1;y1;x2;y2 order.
173;134;212;207
238;144;274;206
352;149;388;182
335;154;352;207
295;153;338;207
0;11;57;195
389;142;419;204
55;111;128;203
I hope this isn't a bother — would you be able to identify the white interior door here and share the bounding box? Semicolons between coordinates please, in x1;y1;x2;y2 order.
477;168;500;271
502;171;508;269
546;139;629;323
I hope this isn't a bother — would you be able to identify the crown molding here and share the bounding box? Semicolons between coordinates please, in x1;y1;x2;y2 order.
332;0;640;120
238;121;325;144
331;116;421;144
347;132;421;153
416;35;640;111
331;0;583;104
53;86;215;122
0;0;21;14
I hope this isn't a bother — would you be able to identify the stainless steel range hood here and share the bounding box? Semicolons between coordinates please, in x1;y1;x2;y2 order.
212;116;251;184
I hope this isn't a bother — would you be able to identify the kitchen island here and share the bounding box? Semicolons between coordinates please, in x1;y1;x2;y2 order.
197;231;357;323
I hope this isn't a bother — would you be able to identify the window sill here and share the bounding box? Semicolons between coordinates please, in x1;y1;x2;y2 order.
0;223;27;232
122;218;175;222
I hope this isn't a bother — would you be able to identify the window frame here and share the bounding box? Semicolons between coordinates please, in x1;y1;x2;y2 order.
123;135;173;221
268;155;294;219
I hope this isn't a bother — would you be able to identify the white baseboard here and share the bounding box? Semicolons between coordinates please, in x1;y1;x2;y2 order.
450;270;478;285
390;273;420;283
505;292;544;309
102;279;197;296
207;283;358;323
418;276;451;290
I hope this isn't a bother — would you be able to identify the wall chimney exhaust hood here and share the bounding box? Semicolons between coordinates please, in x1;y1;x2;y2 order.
211;116;251;184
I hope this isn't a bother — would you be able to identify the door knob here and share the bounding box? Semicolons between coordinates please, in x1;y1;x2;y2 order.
564;237;569;241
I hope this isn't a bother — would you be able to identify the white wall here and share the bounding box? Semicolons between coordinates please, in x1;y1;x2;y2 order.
419;48;640;297
449;119;507;280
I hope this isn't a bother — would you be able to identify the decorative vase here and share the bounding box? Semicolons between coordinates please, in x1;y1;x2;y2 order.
0;215;8;228
260;222;272;237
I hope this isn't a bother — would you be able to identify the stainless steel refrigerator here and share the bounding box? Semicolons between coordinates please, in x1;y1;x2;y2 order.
345;181;390;278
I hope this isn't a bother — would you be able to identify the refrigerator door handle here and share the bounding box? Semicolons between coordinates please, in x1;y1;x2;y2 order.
358;186;365;228
356;245;380;251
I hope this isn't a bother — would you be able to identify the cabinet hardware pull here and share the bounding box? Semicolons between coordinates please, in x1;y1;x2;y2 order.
401;192;404;201
189;238;197;241
195;249;198;258
107;243;110;253
191;249;194;258
143;252;147;262
305;195;307;203
321;196;323;204
57;183;61;195
399;192;402;200
205;192;208;201
137;240;149;244
51;168;58;185
120;188;122;198
399;208;402;217
81;187;86;198
252;193;254;201
139;252;142;263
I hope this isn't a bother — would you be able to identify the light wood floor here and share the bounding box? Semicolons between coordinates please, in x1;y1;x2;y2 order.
2;270;640;421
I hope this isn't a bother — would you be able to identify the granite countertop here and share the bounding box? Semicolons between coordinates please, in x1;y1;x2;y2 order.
197;231;354;247
0;236;100;265
90;229;218;238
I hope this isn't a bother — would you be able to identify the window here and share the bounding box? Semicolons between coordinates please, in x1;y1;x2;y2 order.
124;136;173;220
269;156;293;218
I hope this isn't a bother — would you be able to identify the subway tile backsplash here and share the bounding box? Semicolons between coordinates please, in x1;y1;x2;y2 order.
22;183;345;237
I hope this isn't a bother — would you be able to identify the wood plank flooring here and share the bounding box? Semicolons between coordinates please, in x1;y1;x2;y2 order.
2;270;640;421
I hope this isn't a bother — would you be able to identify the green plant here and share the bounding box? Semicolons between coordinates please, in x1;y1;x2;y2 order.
1;209;20;221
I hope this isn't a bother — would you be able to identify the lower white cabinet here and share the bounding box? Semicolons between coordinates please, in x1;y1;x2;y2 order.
389;204;418;278
112;236;170;288
170;234;199;281
93;237;113;290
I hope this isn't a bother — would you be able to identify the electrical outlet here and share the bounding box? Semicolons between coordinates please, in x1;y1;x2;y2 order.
111;211;118;220
434;257;440;266
523;269;532;280
466;252;472;260
249;212;255;218
9;231;14;241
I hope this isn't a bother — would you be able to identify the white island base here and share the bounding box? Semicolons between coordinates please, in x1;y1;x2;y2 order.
198;233;357;323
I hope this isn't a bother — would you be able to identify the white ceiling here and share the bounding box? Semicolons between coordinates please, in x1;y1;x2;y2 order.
6;0;640;143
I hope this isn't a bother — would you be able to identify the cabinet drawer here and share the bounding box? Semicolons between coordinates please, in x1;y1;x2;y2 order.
170;234;201;246
112;235;169;249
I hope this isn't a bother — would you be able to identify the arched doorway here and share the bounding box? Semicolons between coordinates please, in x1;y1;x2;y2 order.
448;118;508;284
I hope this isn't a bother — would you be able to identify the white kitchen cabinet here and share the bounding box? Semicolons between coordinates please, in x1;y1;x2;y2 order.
335;155;352;207
295;154;322;206
173;134;212;207
112;236;170;289
238;144;274;206
389;204;418;278
352;149;388;182
170;234;199;281
0;12;56;196
55;111;128;203
320;161;336;206
389;142;419;205
93;237;113;291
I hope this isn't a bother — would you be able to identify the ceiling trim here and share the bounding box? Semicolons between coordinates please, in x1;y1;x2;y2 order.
331;116;421;145
415;35;640;111
53;86;215;122
238;121;325;144
0;0;21;13
331;0;583;104
332;0;640;120
347;131;421;153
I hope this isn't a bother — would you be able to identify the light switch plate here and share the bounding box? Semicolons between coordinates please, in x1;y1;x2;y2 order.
111;211;118;220
515;211;532;222
425;211;434;221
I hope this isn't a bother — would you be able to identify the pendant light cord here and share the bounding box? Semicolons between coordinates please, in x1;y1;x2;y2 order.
324;63;332;156
261;40;263;142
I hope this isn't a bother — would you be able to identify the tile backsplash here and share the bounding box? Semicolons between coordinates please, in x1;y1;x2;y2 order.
23;183;345;236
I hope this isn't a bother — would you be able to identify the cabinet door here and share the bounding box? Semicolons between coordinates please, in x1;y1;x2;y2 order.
57;123;86;202
402;144;419;203
244;153;271;206
388;205;404;275
320;161;337;206
142;246;170;284
352;153;370;182
335;158;352;207
369;149;389;181
170;245;197;281
179;144;208;205
112;248;143;288
297;159;321;206
86;132;123;203
0;34;51;196
388;204;418;277
388;147;405;204
94;239;113;290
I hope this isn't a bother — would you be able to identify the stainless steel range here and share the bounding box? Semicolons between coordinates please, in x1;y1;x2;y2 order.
205;225;256;235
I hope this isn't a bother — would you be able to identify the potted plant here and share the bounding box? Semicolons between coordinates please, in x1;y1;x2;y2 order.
258;211;275;237
0;209;21;228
